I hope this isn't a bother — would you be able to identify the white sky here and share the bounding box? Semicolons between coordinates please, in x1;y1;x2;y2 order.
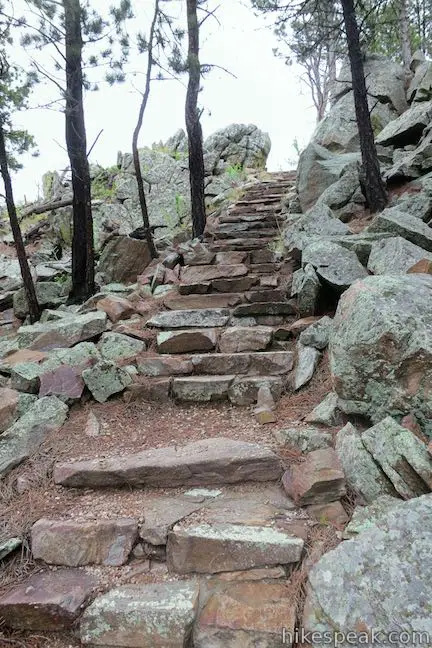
11;0;317;201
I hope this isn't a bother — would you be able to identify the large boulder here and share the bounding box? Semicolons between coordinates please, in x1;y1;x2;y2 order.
303;495;432;645
203;123;271;174
96;235;152;284
377;99;432;148
329;275;432;433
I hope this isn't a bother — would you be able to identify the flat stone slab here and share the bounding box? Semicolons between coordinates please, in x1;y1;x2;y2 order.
164;293;243;310
31;518;138;566
137;355;193;376
80;581;199;647
294;343;321;390
181;264;248;283
54;437;282;488
194;582;296;647
139;497;202;545
191;351;293;376
282;448;346;506
157;329;217;354
17;311;107;351
0;569;97;630
167;523;304;574
219;326;273;353
211;276;258;292
148;308;230;329
172;376;234;402
228;376;283;406
233;301;296;317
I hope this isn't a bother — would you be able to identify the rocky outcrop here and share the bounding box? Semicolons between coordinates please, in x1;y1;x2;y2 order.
330;275;432;433
303;496;432;645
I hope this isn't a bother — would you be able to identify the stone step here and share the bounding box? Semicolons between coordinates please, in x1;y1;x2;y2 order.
219;212;279;224
210;275;259;293
245;289;286;302
54;437;283;488
247;262;282;274
148;308;231;329
233;302;297;317
227;205;281;216
80;582;199;647
167;523;304;574
216;220;279;232
163;292;244;310
237;197;282;206
190;351;294;375
180;263;248;284
210;238;275;251
157;329;218;354
214;228;278;240
219;325;274;353
172;374;284;405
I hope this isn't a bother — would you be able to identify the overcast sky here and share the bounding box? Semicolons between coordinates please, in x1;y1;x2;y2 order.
11;0;317;201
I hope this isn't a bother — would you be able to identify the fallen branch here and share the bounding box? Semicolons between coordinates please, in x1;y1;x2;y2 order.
20;198;73;221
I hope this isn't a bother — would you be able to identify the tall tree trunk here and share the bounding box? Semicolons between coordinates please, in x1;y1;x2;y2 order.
341;0;388;213
0;122;40;322
132;0;158;259
64;0;95;302
185;0;206;238
399;0;412;71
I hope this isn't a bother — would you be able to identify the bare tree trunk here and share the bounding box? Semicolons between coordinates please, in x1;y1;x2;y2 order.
399;0;412;71
131;0;158;259
0;122;40;322
341;0;388;213
185;0;206;239
64;0;95;302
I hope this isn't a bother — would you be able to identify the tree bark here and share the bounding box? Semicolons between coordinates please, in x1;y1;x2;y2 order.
341;0;388;213
0;121;40;322
399;0;412;71
185;0;206;238
64;0;95;302
132;0;158;259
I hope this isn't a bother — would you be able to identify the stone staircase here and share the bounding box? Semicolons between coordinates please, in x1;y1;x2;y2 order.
140;171;300;405
0;171;345;646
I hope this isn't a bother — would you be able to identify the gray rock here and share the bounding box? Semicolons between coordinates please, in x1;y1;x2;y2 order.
157;329;218;354
291;264;321;317
376;99;432;147
302;240;368;292
0;396;68;478
361;417;432;499
204;123;271;173
299;316;333;350
172;375;233;402
305;392;343;427
96;235;152;284
13;282;67;319
139;497;202;545
148;308;230;329
393;189;432;221
0;537;21;560
335;423;396;503
82;361;133;403
17;311;107;351
367;236;432;274
294;343;321;390
385;126;432;181
228;376;283;406
330;275;432;432
408;59;432;103
80;582;199;647
329;232;393;265
304;495;432;647
344;495;402;538
317;162;362;211
98;332;145;362
274;427;332;452
296;143;360;212
285;203;350;253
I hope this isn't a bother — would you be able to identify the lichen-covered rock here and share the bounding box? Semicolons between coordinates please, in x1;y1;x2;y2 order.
291;264;321;317
274;427;332;453
367;236;432;275
299;316;333;350
302;240;368;292
13;282;67;319
96;235;152;284
17;311;107;351
343;495;402;538
0;396;68;478
368;206;432;251
330;275;432;433
294;343;321;391
80;581;199;647
305;392;343;427
204;123;271;173
303;495;432;647
336;423;395;503
376;99;432;147
98;332;144;362
82;361;133;403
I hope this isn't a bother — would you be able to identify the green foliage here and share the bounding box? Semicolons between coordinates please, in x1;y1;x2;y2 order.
91;165;118;200
225;162;245;181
